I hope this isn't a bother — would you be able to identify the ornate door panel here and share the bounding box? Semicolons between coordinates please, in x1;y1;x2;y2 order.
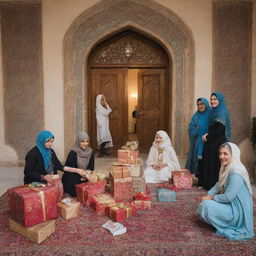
137;69;167;151
89;69;128;150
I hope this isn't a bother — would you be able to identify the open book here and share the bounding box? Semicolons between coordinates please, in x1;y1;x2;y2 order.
102;220;127;236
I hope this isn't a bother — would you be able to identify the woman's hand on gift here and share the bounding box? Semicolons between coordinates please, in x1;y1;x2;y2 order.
43;174;53;183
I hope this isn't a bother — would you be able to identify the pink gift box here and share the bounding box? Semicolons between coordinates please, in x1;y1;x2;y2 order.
118;150;139;165
172;170;192;190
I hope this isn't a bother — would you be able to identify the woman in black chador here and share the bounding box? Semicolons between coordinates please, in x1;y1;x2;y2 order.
62;132;94;197
198;92;231;190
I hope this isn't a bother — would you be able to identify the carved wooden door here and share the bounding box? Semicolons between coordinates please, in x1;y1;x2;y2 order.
137;69;167;151
89;69;128;151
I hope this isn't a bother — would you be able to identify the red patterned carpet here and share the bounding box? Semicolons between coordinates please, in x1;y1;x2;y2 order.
0;186;255;256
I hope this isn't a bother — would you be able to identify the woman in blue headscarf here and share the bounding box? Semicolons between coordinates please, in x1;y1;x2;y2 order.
198;92;231;190
24;130;84;184
185;98;210;175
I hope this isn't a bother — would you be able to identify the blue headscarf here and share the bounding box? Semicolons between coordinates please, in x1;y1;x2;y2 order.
209;92;231;141
36;130;54;173
189;98;211;158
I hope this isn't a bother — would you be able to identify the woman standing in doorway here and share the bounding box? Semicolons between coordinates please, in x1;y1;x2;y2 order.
185;98;210;176
96;94;113;157
198;92;231;190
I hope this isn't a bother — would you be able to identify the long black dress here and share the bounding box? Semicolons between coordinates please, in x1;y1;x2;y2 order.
62;150;94;197
198;122;227;190
24;146;64;184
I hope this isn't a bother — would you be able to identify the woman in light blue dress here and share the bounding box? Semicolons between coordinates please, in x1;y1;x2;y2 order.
197;142;254;241
185;98;210;175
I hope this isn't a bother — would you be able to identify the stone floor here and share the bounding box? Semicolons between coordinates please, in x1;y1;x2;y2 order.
0;154;255;197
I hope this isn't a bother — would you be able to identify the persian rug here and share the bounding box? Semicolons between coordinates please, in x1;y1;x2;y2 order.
0;186;255;256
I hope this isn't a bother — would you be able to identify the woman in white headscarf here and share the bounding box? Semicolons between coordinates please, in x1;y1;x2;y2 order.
197;142;254;241
96;94;113;157
144;130;180;183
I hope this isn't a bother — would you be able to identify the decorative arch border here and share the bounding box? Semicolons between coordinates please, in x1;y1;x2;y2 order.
63;0;195;156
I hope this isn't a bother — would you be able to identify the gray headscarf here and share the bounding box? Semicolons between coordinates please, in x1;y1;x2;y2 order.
71;132;92;169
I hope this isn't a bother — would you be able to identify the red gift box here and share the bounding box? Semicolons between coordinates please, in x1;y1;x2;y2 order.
133;200;151;210
118;150;139;165
110;177;133;201
105;204;126;222
75;181;106;206
91;193;115;215
8;185;58;227
172;170;192;190
116;202;137;217
48;175;63;201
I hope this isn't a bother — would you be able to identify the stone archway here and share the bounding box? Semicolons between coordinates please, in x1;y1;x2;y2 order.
63;0;195;157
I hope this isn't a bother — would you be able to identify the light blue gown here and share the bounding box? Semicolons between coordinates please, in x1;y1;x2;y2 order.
198;173;254;241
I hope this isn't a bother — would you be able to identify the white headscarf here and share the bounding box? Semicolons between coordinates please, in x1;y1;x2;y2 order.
218;142;252;195
148;130;180;170
153;130;172;151
96;94;110;116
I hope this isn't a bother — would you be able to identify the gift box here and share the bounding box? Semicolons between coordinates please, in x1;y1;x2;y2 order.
8;185;58;227
157;188;176;202
48;174;63;201
129;164;141;177
108;166;131;179
9;219;55;244
118;150;139;165
109;177;133;201
172;170;192;190
76;181;106;206
133;200;151;210
132;176;146;193
116;202;137;217
57;198;80;220
91;193;116;215
105;204;126;222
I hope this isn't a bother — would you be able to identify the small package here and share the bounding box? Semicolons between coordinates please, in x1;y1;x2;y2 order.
118;150;139;165
133;200;151;210
9;219;55;244
102;220;127;236
57;198;80;220
105;204;126;222
76;181;106;206
157;188;176;202
129;164;141;177
109;177;133;201
172;170;193;190
108;166;131;179
90;193;116;215
48;174;64;201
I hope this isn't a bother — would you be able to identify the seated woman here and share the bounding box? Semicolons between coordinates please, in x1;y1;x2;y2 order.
197;142;254;241
62;132;94;197
24;130;83;185
144;130;180;183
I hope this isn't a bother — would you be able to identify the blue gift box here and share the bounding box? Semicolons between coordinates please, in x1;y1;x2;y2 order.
157;188;176;202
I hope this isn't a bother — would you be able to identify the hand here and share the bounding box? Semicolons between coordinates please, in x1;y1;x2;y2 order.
202;133;208;142
161;164;168;168
43;174;53;183
201;195;213;201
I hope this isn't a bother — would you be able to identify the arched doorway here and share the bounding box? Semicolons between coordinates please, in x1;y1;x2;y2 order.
63;0;195;157
88;31;170;152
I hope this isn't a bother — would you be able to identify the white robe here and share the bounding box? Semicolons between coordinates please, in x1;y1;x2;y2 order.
144;131;180;183
96;95;113;148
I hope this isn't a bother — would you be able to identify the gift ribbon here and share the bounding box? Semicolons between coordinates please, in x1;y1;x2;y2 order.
16;185;47;221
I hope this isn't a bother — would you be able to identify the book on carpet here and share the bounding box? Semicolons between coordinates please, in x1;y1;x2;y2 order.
102;220;127;236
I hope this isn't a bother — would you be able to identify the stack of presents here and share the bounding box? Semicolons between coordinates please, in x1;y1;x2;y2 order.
6;145;152;244
7;143;193;243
